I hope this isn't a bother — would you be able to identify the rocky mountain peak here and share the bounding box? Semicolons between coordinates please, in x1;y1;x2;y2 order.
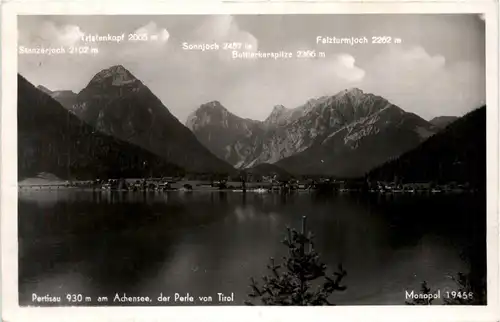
267;104;287;117
343;87;364;96
199;101;232;118
186;101;235;130
329;87;366;103
321;87;389;117
87;64;138;87
201;100;226;110
265;104;290;126
272;104;287;112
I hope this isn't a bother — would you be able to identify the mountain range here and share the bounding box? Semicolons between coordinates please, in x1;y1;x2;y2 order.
19;74;183;180
30;64;483;181
187;88;439;177
36;65;234;175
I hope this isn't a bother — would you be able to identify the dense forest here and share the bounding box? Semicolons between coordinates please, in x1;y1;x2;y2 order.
366;106;486;190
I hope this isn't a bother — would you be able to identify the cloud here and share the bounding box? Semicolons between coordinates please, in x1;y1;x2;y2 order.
135;21;170;43
330;54;366;82
115;22;171;63
368;46;445;83
17;20;173;90
18;17;484;124
17;16;261;112
20;21;84;47
360;46;484;119
194;15;258;53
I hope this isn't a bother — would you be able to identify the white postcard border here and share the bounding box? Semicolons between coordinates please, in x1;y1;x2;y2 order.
2;1;499;322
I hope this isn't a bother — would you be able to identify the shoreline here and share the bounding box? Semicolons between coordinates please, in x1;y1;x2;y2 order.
17;186;477;194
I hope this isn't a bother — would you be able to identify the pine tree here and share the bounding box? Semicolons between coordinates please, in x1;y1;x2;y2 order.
245;216;347;305
443;272;486;305
407;272;486;305
405;281;434;305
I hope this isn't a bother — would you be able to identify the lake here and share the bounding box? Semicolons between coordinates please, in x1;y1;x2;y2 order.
18;190;486;305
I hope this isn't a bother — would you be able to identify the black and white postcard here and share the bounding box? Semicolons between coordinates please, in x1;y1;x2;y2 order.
1;1;499;322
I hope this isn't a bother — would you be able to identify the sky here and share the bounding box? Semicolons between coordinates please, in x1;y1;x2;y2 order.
18;14;486;123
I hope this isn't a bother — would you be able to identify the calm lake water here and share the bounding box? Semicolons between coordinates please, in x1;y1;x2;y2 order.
18;190;486;306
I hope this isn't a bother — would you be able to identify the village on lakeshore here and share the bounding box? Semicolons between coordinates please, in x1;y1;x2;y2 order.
18;172;476;194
